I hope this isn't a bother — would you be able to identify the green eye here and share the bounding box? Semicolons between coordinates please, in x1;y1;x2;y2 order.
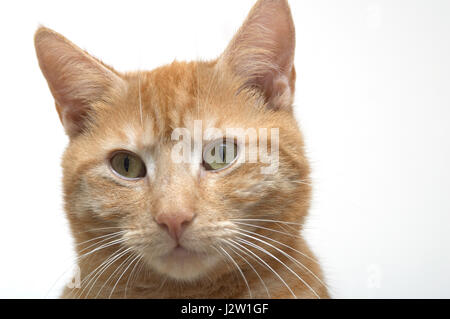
110;152;146;179
203;139;238;171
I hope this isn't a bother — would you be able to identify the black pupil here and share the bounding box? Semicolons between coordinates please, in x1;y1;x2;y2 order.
124;156;130;172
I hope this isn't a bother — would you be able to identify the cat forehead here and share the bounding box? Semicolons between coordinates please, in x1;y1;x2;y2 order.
96;72;259;140
95;102;270;156
107;116;234;150
90;60;275;154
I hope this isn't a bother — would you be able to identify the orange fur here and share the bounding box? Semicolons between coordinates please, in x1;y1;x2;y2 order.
35;0;329;299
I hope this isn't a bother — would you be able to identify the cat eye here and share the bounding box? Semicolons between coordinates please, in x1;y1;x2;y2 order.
109;151;146;180
202;139;239;171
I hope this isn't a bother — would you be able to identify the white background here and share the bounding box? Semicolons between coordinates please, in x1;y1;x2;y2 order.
0;0;449;298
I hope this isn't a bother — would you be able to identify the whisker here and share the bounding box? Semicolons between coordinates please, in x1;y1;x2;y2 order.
46;232;127;298
99;253;134;298
72;227;125;235
231;217;314;234
138;73;143;127
290;180;312;186
230;218;305;226
231;227;318;264
203;62;221;110
106;253;139;299
274;222;300;236
223;240;270;298
232;221;303;239
217;246;253;299
75;245;128;298
236;237;320;299
76;231;126;247
77;237;127;261
69;245;126;298
77;231;126;254
211;245;240;284
232;229;327;290
134;256;148;287
124;252;145;298
227;239;297;298
156;276;168;293
84;247;133;299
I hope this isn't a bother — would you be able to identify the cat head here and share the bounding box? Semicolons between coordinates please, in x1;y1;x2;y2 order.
35;0;310;282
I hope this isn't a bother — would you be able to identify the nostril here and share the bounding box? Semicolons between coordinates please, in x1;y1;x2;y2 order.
180;219;190;228
155;211;195;241
157;220;169;231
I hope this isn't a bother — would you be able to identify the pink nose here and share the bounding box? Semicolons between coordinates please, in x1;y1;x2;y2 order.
155;211;194;241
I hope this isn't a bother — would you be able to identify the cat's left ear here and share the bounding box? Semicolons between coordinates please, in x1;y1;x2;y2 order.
219;0;296;110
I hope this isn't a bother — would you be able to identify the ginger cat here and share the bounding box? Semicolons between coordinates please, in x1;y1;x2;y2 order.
35;0;329;298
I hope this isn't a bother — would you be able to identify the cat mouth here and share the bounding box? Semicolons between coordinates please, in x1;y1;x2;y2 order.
162;245;203;261
146;244;220;280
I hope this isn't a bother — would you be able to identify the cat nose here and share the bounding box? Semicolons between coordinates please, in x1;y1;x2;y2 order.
155;211;194;241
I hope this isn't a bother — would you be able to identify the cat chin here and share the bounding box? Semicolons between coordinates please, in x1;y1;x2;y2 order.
146;249;220;281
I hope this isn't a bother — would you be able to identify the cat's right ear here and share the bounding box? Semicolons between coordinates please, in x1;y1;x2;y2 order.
34;27;125;138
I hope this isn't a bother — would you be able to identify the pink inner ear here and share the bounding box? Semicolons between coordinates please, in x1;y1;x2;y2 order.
220;0;296;109
55;100;90;136
261;71;295;110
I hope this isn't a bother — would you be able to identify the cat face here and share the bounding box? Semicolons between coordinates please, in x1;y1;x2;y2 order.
35;0;311;284
62;64;309;280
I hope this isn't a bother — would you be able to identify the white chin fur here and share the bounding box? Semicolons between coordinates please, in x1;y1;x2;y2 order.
148;254;219;281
